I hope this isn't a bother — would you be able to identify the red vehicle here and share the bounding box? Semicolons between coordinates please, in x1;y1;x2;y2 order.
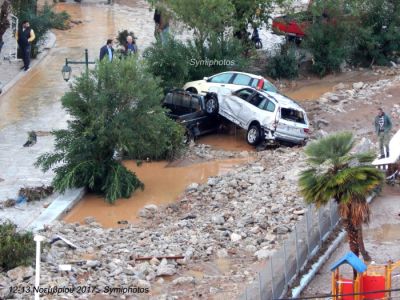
271;12;311;40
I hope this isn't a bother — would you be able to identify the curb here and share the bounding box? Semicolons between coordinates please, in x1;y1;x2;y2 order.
290;192;377;298
28;187;85;233
0;31;56;98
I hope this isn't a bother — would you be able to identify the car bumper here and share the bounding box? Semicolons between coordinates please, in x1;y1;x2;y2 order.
262;127;308;145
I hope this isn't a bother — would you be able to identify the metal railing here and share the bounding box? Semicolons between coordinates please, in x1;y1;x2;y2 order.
239;200;340;300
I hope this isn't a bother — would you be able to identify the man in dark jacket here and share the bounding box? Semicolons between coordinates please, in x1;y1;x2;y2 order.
99;39;114;61
17;20;35;71
374;108;393;158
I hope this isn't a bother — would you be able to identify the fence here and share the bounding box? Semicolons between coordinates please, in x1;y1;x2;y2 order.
239;200;341;300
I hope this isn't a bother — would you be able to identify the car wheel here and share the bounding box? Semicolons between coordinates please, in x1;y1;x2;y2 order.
186;87;198;94
247;124;262;146
255;40;263;49
205;94;219;115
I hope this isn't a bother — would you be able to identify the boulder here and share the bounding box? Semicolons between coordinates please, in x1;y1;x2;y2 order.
353;82;364;90
7;266;34;281
211;215;225;225
156;264;176;276
230;233;242;242
186;183;199;192
172;276;195;285
254;249;274;260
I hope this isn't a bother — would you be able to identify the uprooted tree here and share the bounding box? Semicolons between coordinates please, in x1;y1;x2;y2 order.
35;57;184;204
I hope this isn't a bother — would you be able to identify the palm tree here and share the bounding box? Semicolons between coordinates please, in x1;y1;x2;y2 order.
299;132;384;262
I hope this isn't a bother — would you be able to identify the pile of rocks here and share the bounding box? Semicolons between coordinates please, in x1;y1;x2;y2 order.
0;148;307;299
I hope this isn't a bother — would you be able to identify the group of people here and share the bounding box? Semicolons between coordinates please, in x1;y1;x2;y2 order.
99;35;137;61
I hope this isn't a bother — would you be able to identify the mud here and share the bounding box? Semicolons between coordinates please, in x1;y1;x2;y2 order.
63;158;251;227
283;70;385;101
196;130;255;152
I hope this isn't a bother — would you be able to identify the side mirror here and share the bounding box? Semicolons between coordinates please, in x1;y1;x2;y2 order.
203;77;209;81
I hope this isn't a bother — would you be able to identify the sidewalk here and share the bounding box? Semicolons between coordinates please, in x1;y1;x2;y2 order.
301;185;400;298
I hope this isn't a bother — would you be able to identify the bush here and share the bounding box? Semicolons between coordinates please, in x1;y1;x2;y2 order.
143;37;191;91
143;33;249;91
35;56;184;203
266;45;299;79
0;221;35;271
116;29;136;47
349;0;400;66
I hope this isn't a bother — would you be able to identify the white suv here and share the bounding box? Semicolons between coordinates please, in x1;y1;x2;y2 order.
182;71;278;95
205;87;310;146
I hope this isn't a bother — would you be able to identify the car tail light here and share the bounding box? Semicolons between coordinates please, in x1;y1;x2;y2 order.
257;79;264;90
303;128;310;134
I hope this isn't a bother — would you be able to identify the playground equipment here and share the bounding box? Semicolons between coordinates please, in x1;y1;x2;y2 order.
331;252;400;300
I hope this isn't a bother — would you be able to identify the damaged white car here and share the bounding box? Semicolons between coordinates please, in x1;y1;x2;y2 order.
205;87;310;146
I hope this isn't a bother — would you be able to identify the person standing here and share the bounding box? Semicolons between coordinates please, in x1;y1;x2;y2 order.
158;10;170;45
375;107;392;159
124;35;137;55
99;39;114;61
153;8;161;39
17;20;35;71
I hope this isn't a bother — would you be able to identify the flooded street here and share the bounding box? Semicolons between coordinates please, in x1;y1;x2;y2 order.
64;157;251;227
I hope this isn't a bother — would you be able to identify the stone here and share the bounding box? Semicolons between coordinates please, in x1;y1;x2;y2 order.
85;260;101;268
84;216;96;224
329;95;340;103
352;137;374;154
149;257;160;266
245;245;257;253
172;276;195;285
156;264;176;277
216;249;228;258
230;233;242;242
211;215;225;225
0;274;11;299
353;82;364;90
186;183;199;192
274;225;289;235
293;209;305;215
137;279;151;289
333;83;346;90
314;119;329;130
254;249;274;260
7;266;34;281
138;204;159;218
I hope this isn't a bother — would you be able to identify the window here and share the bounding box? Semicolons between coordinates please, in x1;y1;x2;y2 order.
209;73;233;83
249;93;266;107
232;74;252;86
280;108;306;124
262;80;278;93
250;79;259;88
233;88;254;101
265;101;276;112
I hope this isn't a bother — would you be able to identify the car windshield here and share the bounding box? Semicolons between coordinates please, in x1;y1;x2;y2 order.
262;80;278;93
280;108;306;124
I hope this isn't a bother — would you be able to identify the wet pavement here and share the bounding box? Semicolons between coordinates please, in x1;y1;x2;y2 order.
0;1;156;205
302;185;400;297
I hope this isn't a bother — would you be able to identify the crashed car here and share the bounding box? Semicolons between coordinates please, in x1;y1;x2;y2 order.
162;89;220;142
204;87;310;146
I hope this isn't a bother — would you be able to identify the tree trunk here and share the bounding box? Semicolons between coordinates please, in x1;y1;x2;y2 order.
343;219;360;279
357;226;371;262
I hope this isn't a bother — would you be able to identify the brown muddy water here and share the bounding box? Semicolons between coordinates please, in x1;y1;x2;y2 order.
197;129;255;152
63;158;251;227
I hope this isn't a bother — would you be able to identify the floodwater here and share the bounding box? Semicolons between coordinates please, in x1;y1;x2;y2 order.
197;128;255;152
0;0;155;129
63;158;251;227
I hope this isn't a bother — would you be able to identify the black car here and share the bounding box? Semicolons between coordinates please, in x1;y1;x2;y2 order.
163;89;220;142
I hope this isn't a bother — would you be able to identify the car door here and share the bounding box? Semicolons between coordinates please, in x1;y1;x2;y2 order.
237;92;268;127
220;88;255;128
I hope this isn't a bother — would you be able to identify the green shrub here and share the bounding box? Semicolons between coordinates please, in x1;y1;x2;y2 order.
266;45;299;80
0;221;35;271
35;56;184;204
349;0;400;66
116;29;136;47
143;37;191;91
143;33;249;91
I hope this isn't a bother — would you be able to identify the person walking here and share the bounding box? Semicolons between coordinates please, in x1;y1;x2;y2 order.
17;20;35;71
374;107;392;159
123;35;138;56
99;39;114;61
